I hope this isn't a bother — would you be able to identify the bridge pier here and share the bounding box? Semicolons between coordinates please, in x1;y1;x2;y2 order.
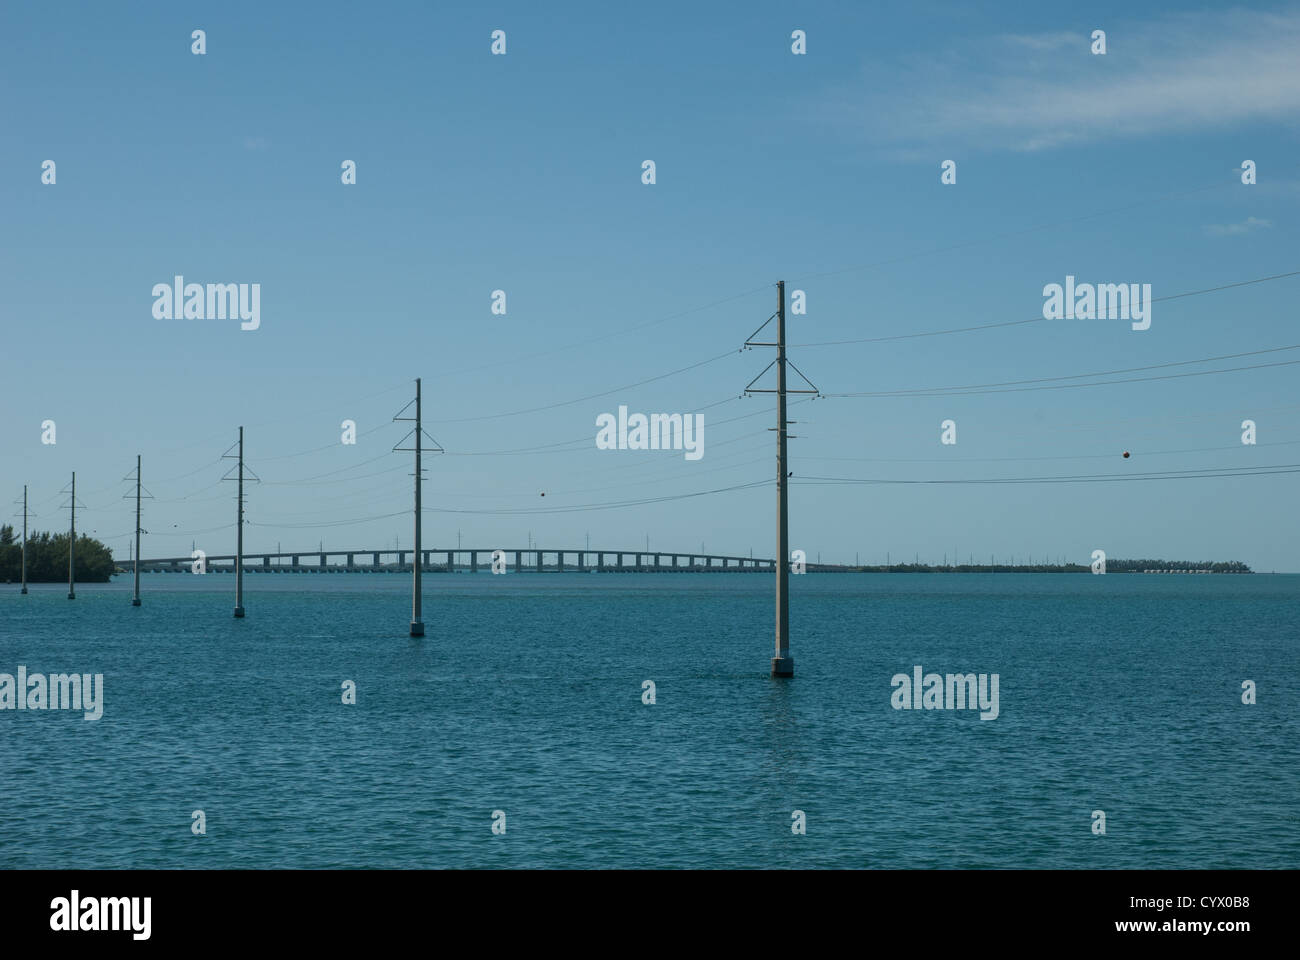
536;550;543;573
471;551;478;573
558;551;565;572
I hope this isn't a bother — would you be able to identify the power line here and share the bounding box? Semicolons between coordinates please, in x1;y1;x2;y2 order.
798;463;1300;485
444;285;773;377
825;350;1300;399
417;479;771;516
799;436;1300;465
793;268;1300;348
426;349;743;424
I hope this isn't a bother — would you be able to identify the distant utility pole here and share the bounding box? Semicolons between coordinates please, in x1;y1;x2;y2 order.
223;427;259;618
133;457;143;605
744;279;818;678
394;378;442;637
20;485;29;594
123;455;151;606
66;472;77;599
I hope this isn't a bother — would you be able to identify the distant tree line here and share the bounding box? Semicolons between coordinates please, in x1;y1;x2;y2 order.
846;559;1252;574
0;525;116;583
1103;559;1252;573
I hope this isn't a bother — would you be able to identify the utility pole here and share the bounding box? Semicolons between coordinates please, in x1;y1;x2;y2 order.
413;381;423;634
67;472;76;599
744;279;818;677
222;428;258;617
394;378;441;637
132;456;143;605
235;428;245;617
20;485;29;594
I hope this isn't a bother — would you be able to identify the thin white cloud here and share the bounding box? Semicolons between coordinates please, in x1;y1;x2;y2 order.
1205;216;1273;236
1001;31;1084;52
821;7;1300;153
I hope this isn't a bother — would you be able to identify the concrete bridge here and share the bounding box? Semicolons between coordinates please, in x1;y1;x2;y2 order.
116;548;796;574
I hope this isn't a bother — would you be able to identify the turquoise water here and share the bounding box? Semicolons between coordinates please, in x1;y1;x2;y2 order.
1;572;1297;868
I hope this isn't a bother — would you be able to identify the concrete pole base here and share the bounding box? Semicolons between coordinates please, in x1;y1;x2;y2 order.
410;621;425;637
233;606;245;618
771;656;794;677
131;598;141;607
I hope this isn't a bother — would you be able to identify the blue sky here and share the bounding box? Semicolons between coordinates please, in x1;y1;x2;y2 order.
3;1;1299;570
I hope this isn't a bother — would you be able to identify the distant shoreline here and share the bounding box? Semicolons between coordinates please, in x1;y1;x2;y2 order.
96;560;1255;577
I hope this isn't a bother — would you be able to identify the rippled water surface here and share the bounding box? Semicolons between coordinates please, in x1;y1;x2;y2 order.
2;572;1297;868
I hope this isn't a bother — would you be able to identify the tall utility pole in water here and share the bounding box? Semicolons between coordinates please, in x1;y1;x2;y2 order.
124;455;151;606
67;472;76;599
235;428;245;617
394;378;442;637
222;428;256;617
745;279;818;677
413;380;422;635
20;485;29;594
134;457;142;605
